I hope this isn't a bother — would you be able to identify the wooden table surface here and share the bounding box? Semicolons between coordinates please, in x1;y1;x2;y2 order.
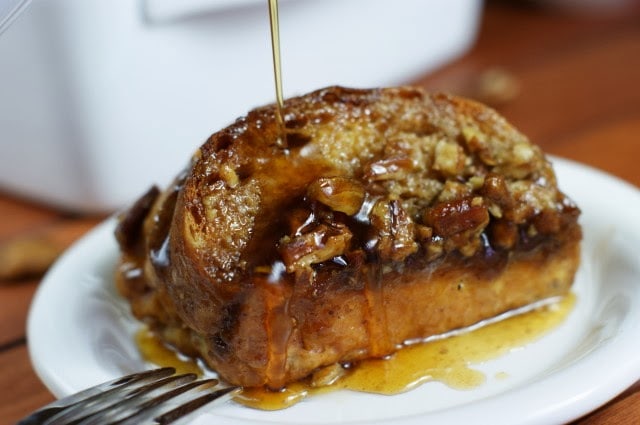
1;1;639;423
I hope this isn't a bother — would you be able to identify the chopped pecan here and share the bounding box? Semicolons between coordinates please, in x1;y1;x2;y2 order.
512;143;535;165
437;180;472;203
480;173;512;207
415;224;433;243
468;175;485;190
364;156;413;182
433;140;466;177
307;177;365;216
462;126;495;166
368;200;418;262
480;172;514;218
424;235;444;261
279;224;352;272
532;209;561;235
506;181;557;224
424;197;489;238
489;219;518;250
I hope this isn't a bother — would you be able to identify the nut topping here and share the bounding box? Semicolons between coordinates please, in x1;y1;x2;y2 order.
307;177;365;215
424;197;489;238
433;140;466;177
279;223;353;272
368;200;418;262
364;157;413;182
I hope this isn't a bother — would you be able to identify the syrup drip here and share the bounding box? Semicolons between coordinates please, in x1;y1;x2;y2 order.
137;294;575;411
136;329;202;376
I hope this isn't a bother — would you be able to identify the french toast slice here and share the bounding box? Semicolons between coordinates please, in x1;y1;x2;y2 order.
115;86;581;389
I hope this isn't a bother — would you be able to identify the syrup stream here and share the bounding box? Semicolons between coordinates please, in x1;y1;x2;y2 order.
268;0;286;147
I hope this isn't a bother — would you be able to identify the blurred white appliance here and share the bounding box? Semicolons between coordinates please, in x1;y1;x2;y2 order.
0;0;32;35
0;0;482;212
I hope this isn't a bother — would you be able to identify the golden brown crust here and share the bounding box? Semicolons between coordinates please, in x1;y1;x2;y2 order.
115;86;581;389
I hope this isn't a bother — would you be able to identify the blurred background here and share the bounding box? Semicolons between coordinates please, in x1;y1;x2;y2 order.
0;0;638;213
0;0;482;212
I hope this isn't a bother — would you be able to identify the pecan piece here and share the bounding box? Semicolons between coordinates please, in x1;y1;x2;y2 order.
489;219;518;250
425;197;489;238
433;140;466;177
368;200;418;262
532;209;561;235
424;197;490;257
307;177;365;216
480;172;514;218
364;156;413;182
279;224;352;272
462;126;495;166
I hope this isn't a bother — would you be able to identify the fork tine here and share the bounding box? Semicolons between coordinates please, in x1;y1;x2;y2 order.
19;368;240;425
18;368;176;425
152;386;240;425
115;381;239;425
77;376;213;425
44;373;199;425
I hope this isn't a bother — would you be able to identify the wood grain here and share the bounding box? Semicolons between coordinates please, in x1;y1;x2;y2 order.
0;345;55;424
0;280;39;347
0;196;58;240
547;113;640;187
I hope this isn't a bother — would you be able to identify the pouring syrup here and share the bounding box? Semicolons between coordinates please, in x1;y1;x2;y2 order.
268;0;286;147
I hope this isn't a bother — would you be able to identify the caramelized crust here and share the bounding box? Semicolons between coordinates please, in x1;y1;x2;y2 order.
115;86;581;389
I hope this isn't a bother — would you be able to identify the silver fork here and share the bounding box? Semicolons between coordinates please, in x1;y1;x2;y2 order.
18;367;240;425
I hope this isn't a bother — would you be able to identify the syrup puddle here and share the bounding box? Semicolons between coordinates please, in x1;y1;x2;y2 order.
137;293;575;410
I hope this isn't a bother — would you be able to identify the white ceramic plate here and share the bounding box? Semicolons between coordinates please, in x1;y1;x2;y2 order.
28;157;640;425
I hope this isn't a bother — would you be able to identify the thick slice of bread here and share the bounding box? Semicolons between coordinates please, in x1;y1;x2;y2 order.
115;86;581;389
